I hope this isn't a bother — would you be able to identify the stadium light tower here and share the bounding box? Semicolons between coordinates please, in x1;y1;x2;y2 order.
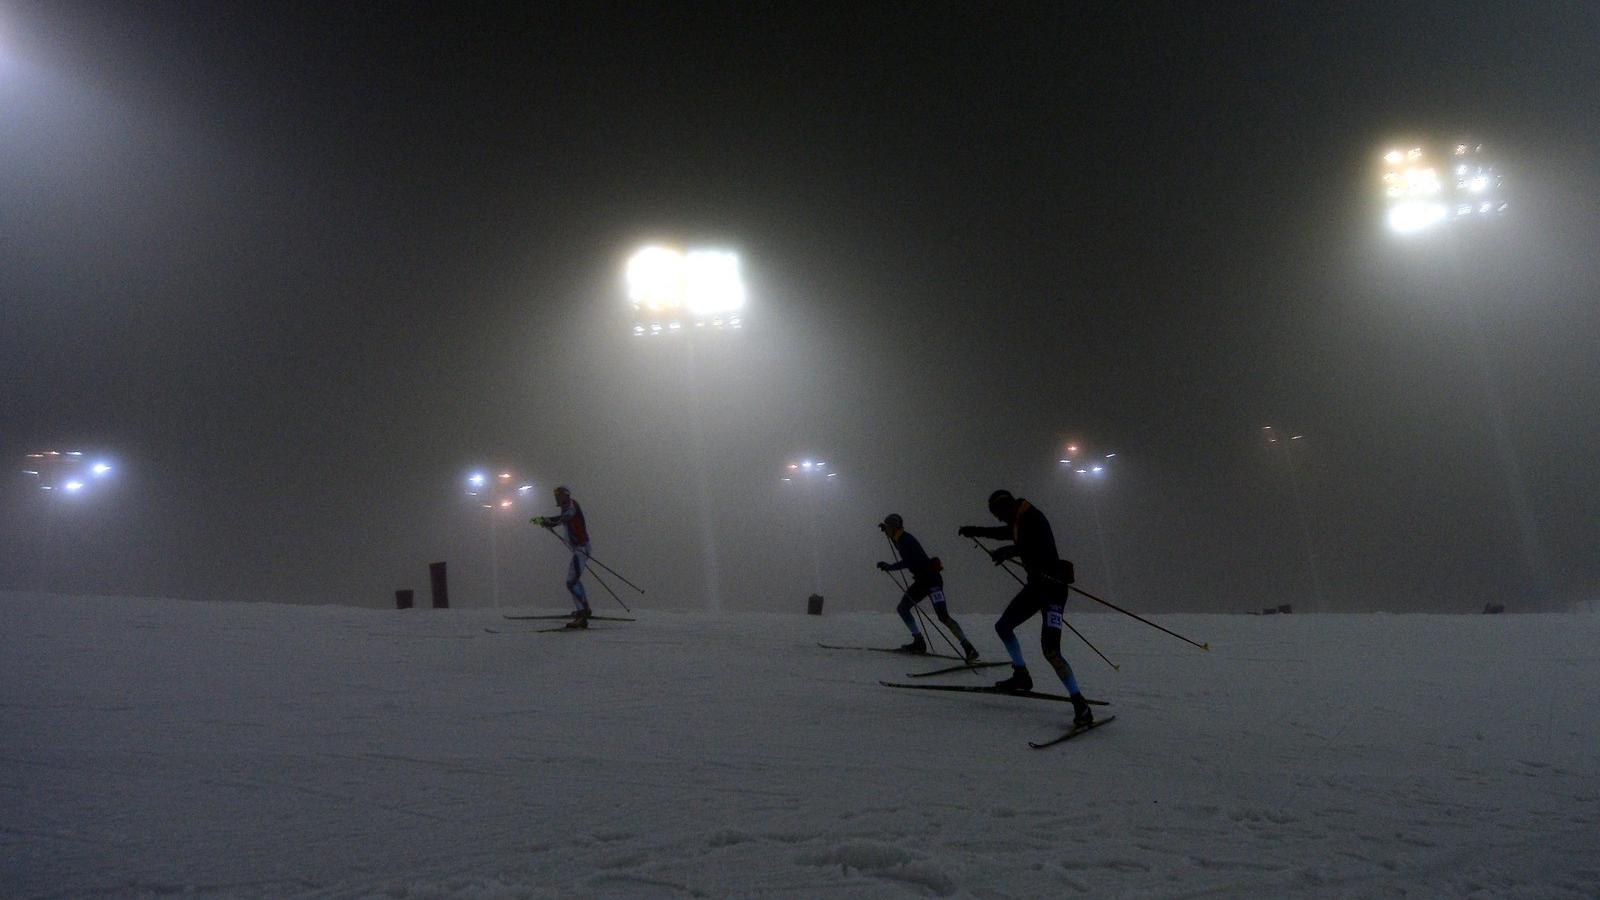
1056;442;1118;593
464;468;536;608
1375;138;1547;600
623;242;748;612
782;458;838;600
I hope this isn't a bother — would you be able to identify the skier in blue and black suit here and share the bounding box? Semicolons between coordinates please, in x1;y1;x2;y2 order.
959;489;1093;726
876;514;979;661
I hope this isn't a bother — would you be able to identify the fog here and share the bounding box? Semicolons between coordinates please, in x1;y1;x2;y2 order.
3;2;1598;614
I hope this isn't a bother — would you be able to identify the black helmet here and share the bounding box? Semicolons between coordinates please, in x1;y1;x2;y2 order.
879;513;904;531
987;489;1015;520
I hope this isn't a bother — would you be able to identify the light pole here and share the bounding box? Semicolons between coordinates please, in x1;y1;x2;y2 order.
464;469;535;609
782;458;837;599
1260;427;1324;610
624;244;746;611
1377;139;1547;600
1057;443;1117;593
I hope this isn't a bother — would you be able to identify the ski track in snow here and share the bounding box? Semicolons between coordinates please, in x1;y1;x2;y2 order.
2;593;1598;898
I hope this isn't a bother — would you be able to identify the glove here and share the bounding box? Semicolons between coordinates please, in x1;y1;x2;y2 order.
876;561;891;571
530;516;551;528
957;526;979;538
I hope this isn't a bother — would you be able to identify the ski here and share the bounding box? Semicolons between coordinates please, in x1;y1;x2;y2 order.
1028;715;1116;749
878;681;1110;705
906;660;1010;677
818;643;966;662
503;614;635;622
485;625;602;634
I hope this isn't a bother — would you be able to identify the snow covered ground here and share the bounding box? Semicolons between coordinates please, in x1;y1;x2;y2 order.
3;592;1598;898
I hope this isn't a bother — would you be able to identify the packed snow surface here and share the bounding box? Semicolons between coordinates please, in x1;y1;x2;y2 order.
3;592;1598;898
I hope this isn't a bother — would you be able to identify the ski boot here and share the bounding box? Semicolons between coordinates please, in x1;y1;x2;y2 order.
993;667;1033;692
899;634;927;654
961;640;979;663
1071;694;1094;728
566;609;591;629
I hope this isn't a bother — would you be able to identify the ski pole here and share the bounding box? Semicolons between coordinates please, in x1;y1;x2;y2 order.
585;564;632;613
538;527;633;613
1069;584;1209;651
536;525;646;595
582;553;646;595
968;537;1119;672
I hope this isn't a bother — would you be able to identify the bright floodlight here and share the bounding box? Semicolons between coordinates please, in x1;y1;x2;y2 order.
64;480;84;492
91;462;111;476
627;244;746;335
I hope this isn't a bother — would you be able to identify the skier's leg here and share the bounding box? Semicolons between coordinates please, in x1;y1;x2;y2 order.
1042;599;1093;725
993;587;1038;669
1039;605;1082;696
566;548;591;613
930;586;970;645
896;593;921;636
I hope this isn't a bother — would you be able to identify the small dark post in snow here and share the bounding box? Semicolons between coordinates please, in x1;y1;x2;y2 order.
807;593;824;615
1483;603;1506;614
1278;604;1293;614
395;589;414;610
430;562;449;609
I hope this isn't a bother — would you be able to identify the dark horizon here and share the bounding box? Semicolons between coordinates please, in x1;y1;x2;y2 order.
4;1;1598;614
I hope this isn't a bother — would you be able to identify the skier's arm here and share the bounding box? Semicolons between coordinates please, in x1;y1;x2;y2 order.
988;543;1022;563
958;524;1011;541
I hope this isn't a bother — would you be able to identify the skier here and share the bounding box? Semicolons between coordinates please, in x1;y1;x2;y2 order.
531;485;593;628
958;489;1093;726
876;514;979;661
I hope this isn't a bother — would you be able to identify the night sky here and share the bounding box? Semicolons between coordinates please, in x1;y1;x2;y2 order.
4;1;1598;613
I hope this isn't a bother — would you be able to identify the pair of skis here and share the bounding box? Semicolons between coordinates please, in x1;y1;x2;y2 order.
816;642;1008;676
487;613;636;635
879;680;1116;748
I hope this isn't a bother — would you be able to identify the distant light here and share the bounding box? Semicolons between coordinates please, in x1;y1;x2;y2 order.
1076;468;1087;474
469;473;486;487
1092;466;1104;474
66;451;83;457
518;484;534;493
92;462;112;476
802;461;813;469
1383;149;1405;165
787;464;798;470
63;481;84;492
1067;444;1079;454
22;470;39;476
500;500;512;508
1058;458;1069;464
1291;435;1303;440
1104;452;1116;458
782;477;792;482
826;473;836;478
